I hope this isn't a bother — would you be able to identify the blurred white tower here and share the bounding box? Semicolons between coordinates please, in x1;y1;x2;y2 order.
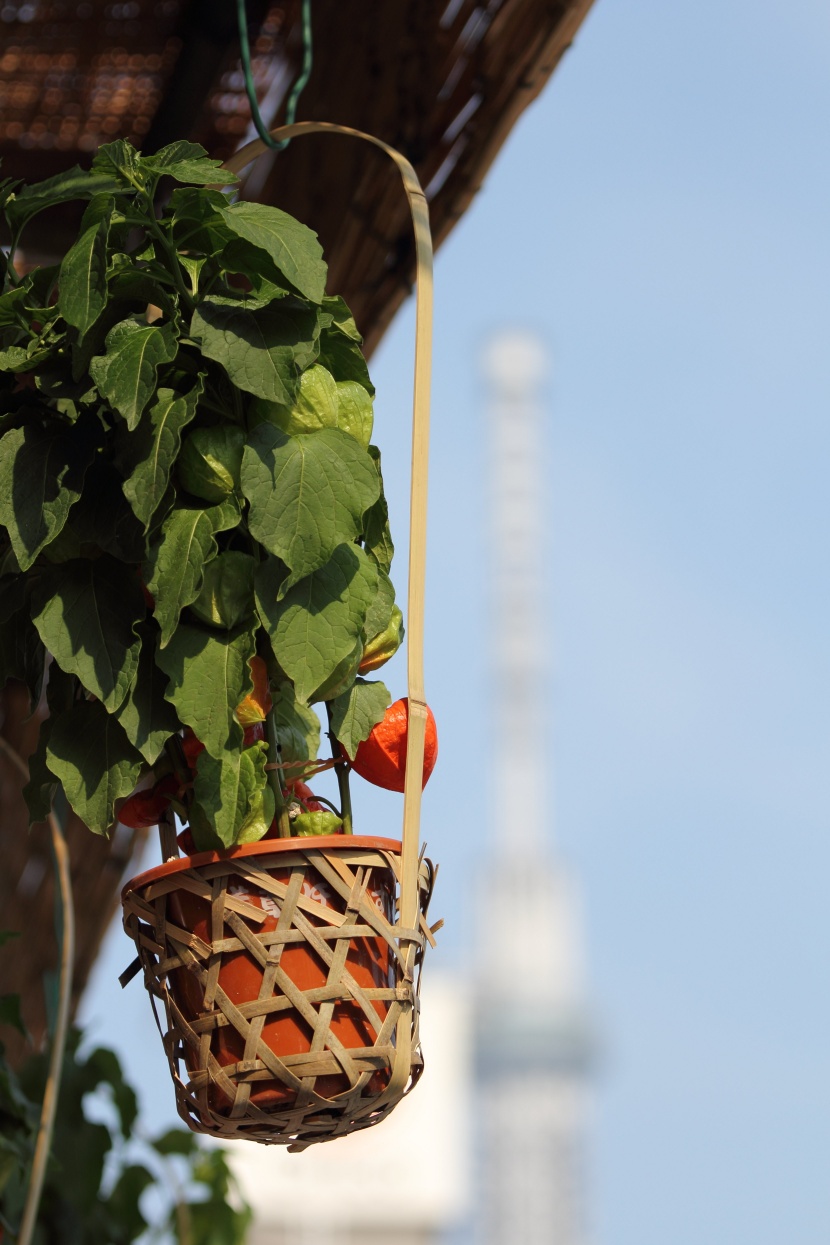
473;332;594;1245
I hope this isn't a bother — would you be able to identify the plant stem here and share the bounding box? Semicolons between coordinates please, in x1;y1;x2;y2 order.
128;200;195;315
325;702;353;835
0;742;77;1245
266;707;291;838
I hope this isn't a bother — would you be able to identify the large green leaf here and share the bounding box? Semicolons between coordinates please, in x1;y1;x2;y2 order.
89;319;178;429
113;626;181;764
169;187;234;255
141;141;237;187
0;424;95;570
46;700;144;834
31;558;143;711
241;426;379;586
316;301;374;395
220;201;326;303
362;445;394;574
144;502;234;647
5;166;121;236
320;294;362;342
122;383;201;528
329;678;391;758
310;640;363;703
155;623;254;759
190;297;318;405
58;205;112;337
362;569;396;643
271;679;321;766
190;742;272;849
255;544;378;703
91;139;142;184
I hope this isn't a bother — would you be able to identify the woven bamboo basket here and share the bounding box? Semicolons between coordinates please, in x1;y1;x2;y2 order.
121;836;437;1148
120;123;437;1149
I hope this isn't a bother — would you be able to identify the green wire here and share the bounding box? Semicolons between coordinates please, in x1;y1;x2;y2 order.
237;0;313;152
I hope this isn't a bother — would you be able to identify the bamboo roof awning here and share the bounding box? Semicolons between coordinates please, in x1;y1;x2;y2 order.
0;0;596;1060
0;0;595;351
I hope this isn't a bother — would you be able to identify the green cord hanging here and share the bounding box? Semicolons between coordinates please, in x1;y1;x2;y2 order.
236;0;313;152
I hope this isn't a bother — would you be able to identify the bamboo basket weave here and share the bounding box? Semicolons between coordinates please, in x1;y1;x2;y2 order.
121;123;437;1149
121;837;437;1149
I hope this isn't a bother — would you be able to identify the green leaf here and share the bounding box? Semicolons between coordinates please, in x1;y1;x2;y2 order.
169;187;234;254
321;294;362;342
47;700;144;834
317;309;374;395
241;426;379;585
271;678;320;765
83;1045;139;1135
90;319;178;429
294;810;343;837
362;445;395;574
156;623;255;759
255;544;378;703
58;205;112;337
105;1163;152;1238
5;166;121;236
145;503;232;647
0;424;95;570
0;342;50;372
59;458;148;564
31;558;143;711
362;568;395;644
142;141;238;186
122;383;201;528
220;201;327;302
190;551;255;630
310;639;362;702
190;297;318;404
150;1127;199;1157
329;678;391;757
113;626;181;764
336;379;374;449
178;253;207;297
220;238;294;302
92;140;143;183
191;741;272;848
0;283;30;329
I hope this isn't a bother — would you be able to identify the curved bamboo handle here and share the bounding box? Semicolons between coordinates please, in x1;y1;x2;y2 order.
224;123;432;948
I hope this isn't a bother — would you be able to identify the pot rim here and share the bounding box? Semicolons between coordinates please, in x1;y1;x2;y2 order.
121;834;403;899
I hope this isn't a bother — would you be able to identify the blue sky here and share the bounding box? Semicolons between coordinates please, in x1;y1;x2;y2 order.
84;2;830;1241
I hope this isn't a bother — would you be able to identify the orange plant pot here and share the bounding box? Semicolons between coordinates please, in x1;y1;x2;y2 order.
121;836;433;1147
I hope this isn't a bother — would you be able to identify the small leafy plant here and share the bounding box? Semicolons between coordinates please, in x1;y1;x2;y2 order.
0;1012;251;1244
0;139;407;849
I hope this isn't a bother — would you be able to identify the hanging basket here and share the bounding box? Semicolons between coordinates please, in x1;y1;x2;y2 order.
121;836;436;1149
120;121;437;1149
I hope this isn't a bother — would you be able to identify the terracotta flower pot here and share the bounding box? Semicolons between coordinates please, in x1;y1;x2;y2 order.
121;836;434;1147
